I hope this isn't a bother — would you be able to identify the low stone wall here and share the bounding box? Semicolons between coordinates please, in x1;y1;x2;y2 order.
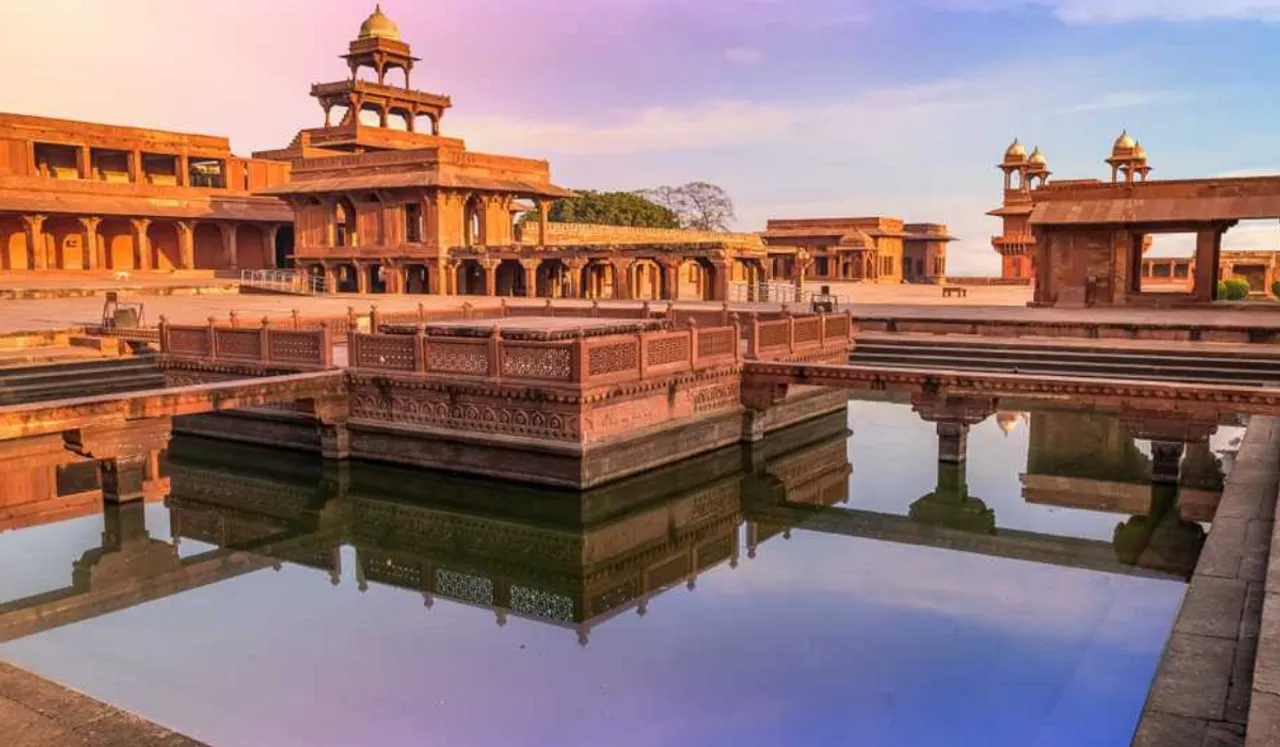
858;315;1280;345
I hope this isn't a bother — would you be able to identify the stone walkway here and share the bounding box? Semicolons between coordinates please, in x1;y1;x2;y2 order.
0;661;209;747
1134;416;1280;747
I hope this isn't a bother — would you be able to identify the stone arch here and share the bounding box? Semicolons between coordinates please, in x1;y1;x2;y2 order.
235;224;269;270
580;260;615;300
536;259;569;298
0;216;27;270
327;104;351;128
101;218;135;270
335;197;358;247
495;259;525;297
149;222;182;270
44;216;83;270
192;222;222;269
414;112;439;136
387;108;412;132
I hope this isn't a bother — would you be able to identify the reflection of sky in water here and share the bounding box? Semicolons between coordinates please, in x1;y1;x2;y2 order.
845;400;1237;542
0;401;1191;747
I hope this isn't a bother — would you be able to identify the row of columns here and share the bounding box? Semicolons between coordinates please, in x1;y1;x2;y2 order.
36;144;196;187
12;214;282;271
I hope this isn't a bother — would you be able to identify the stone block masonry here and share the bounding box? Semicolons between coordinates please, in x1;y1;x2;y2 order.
1133;416;1280;747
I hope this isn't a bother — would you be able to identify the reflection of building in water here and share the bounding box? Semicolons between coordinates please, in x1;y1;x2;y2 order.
1018;407;1223;579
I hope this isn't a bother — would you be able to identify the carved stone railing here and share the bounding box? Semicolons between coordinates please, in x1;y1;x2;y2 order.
350;321;744;386
160;317;334;369
744;312;853;360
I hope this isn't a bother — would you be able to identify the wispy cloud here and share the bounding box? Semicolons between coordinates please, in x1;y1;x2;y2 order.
1050;91;1186;114
931;0;1280;23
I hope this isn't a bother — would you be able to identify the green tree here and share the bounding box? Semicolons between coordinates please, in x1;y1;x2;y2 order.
527;190;679;228
1220;277;1251;301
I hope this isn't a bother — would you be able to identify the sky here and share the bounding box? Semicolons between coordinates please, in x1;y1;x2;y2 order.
2;0;1279;273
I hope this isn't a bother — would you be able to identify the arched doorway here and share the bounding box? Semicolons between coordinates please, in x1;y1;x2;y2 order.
150;222;182;270
405;263;430;294
44;216;83;270
495;259;525;297
0;217;26;270
101;218;135;270
580;261;615;299
456;259;485;295
629;259;663;300
536;259;569;298
677;259;703;300
274;226;295;269
335;197;358;247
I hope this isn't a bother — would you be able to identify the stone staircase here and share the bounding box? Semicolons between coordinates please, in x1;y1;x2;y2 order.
0;354;165;406
849;333;1280;387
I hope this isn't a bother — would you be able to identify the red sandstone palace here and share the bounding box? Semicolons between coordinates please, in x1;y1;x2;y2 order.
0;7;952;299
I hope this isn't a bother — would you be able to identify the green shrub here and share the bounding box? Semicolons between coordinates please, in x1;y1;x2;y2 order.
1222;277;1252;301
1218;280;1229;299
1271;280;1280;299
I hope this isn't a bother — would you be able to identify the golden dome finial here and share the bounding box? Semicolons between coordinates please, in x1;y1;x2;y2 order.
359;4;401;41
1028;146;1047;167
1112;129;1136;156
1004;138;1027;163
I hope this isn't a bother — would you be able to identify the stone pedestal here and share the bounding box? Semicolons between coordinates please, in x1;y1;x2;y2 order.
99;454;150;503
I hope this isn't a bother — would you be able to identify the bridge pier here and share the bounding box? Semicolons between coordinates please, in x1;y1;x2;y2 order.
937;421;969;464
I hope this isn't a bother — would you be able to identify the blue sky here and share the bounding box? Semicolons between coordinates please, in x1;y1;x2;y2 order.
3;0;1279;271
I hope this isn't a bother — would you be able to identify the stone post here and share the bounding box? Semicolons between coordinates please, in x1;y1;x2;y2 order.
611;259;633;300
355;262;370;294
176;220;195;270
483;259;497;297
521;259;538;298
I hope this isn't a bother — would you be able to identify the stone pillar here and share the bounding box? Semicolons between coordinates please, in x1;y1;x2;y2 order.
521;259;538;298
611;259;633;300
482;259;497;297
660;260;679;301
322;263;338;294
266;224;280;269
537;200;550;246
176;153;189;187
313;397;350;460
355;262;370;294
220;222;238;270
566;258;585;299
79;216;101;270
23;214;46;270
1150;441;1185;485
129;150;141;184
936;421;969;464
1193;226;1223;302
711;260;730;302
131;218;152;270
176;221;195;269
77;145;91;179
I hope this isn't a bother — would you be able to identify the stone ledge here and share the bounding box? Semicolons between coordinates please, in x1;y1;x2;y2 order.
0;661;209;746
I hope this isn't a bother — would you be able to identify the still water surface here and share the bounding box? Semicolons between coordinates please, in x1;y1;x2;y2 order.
0;398;1241;747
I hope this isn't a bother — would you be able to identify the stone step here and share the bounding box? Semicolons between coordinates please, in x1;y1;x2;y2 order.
0;355;165;406
852;342;1280;376
856;334;1280;365
850;347;1280;386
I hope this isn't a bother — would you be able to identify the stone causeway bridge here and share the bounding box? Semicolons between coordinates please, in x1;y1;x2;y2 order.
5;298;1280;493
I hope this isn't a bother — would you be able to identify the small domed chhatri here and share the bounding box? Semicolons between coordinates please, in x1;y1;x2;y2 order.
359;4;401;41
1004;138;1028;163
1027;146;1047;167
1112;129;1137;157
996;412;1022;436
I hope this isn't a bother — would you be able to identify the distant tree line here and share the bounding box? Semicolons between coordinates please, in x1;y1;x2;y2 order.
525;182;736;232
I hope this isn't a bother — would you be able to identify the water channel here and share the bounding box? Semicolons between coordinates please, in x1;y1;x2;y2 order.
0;395;1245;746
